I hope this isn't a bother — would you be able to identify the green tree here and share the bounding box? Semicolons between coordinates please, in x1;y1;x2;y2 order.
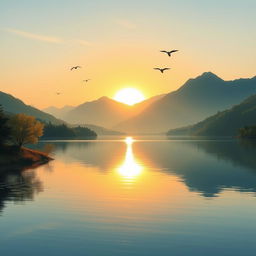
8;114;44;147
239;126;256;138
0;105;10;146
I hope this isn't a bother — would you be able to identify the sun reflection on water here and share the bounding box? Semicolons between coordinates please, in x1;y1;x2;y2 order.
117;137;143;182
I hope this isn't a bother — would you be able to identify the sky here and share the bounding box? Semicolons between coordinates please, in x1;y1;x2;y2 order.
1;0;256;109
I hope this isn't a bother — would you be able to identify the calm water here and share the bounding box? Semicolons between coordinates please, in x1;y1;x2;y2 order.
1;137;256;255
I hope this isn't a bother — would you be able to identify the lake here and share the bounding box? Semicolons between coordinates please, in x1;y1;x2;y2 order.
1;136;256;255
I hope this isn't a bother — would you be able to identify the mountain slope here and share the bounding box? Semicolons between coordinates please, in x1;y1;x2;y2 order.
63;96;132;128
167;94;256;136
63;94;165;128
114;72;256;133
43;105;75;119
0;91;64;125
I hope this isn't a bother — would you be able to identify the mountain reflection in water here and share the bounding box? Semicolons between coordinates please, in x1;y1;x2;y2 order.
37;137;256;198
1;137;256;256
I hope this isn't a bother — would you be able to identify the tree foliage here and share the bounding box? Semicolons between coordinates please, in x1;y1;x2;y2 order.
8;114;44;147
239;126;256;138
43;123;97;138
72;126;97;138
0;105;10;146
43;123;75;138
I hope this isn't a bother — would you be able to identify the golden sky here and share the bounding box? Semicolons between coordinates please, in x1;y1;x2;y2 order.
1;0;256;109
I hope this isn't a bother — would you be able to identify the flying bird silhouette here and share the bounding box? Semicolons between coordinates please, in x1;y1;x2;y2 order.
83;79;91;83
160;50;179;57
70;66;81;71
154;68;170;73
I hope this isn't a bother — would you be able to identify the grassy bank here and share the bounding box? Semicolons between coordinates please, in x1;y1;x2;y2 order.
0;146;53;172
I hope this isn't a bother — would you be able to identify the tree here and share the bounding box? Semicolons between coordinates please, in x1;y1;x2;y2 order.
42;123;97;138
8;114;44;147
72;126;97;137
239;126;256;138
43;123;75;138
0;105;10;146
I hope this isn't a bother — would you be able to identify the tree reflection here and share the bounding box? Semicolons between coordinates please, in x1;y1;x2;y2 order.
0;167;43;213
30;138;256;199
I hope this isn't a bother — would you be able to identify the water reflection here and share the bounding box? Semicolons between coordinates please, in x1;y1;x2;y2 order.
135;139;256;197
0;167;43;213
117;137;143;182
2;138;256;255
35;138;256;198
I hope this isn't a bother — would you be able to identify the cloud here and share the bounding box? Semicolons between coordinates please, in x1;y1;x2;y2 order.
3;28;93;46
4;28;62;43
115;19;137;30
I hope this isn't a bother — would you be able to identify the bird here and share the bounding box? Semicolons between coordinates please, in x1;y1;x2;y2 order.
154;68;170;73
160;50;178;57
83;79;91;83
70;66;81;71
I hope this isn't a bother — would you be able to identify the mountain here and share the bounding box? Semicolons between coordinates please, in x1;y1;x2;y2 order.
114;72;256;133
63;96;132;128
167;94;256;136
62;94;165;128
132;94;165;114
0;91;64;125
43;105;75;119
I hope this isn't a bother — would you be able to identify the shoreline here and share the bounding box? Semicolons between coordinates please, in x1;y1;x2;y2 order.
0;146;53;173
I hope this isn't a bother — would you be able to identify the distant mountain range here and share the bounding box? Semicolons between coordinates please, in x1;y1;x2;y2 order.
167;94;256;136
114;72;256;133
0;91;124;135
45;94;165;128
0;91;63;125
43;105;75;119
63;96;131;128
2;72;256;135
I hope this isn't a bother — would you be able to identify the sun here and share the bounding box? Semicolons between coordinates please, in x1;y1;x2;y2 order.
114;88;145;105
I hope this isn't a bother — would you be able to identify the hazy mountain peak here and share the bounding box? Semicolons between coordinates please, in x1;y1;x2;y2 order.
84;96;119;106
196;72;223;81
77;96;109;107
62;94;165;128
176;72;224;94
98;96;111;101
43;105;75;119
